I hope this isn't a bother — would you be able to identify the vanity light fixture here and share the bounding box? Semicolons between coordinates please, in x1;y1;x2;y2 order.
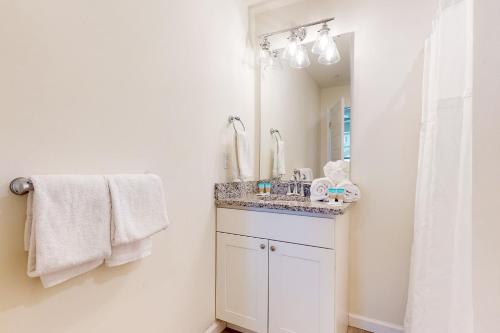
258;17;339;69
289;43;310;69
318;42;341;65
259;37;273;68
281;33;299;61
260;41;282;70
312;23;332;55
269;50;282;70
283;28;310;69
313;23;341;65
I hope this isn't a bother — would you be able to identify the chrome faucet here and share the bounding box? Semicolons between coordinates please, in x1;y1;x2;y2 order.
287;170;303;196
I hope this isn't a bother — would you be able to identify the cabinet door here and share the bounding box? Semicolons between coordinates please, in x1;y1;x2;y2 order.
216;232;269;333
269;241;335;333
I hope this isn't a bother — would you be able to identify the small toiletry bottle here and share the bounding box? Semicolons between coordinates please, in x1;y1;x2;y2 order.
265;182;272;195
337;188;345;205
258;182;265;195
327;187;337;205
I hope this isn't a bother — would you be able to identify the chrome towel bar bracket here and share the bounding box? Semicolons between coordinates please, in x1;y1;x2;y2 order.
228;115;246;132
10;177;33;195
270;128;282;142
270;128;282;139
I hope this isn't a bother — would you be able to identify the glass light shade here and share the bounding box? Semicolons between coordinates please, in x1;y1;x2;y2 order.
318;40;341;65
312;28;332;55
282;36;299;60
269;51;283;70
289;44;310;69
260;49;273;68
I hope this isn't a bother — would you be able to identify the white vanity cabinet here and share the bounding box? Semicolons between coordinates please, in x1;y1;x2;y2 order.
216;208;349;333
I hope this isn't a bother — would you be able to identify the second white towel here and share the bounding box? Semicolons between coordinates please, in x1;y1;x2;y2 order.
337;179;361;202
105;174;169;267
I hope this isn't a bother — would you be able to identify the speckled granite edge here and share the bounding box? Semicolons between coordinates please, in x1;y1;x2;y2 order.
214;180;311;199
216;197;347;217
215;181;346;217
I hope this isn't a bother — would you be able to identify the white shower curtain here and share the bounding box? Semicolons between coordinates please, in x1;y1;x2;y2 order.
404;0;473;332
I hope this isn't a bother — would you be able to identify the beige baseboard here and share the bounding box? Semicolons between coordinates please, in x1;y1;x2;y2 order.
211;315;403;333
204;320;226;333
349;313;404;333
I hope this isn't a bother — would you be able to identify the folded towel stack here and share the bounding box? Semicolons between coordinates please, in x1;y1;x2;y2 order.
310;177;334;202
24;174;169;287
323;160;350;183
309;160;361;203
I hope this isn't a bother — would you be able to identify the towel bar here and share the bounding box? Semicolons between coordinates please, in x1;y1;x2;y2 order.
9;177;33;195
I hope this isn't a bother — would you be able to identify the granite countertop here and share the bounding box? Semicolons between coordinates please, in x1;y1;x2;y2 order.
215;181;349;218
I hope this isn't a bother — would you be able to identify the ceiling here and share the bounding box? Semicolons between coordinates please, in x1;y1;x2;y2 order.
248;0;307;15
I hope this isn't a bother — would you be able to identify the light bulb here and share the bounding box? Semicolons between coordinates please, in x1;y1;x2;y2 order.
318;40;341;65
312;23;332;55
289;44;310;69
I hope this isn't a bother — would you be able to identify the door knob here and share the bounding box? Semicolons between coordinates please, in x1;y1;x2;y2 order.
260;244;266;250
270;245;276;252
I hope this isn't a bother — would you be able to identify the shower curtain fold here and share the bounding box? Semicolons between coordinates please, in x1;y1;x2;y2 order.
404;0;473;332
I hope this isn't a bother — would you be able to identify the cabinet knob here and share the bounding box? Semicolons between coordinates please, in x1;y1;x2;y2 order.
260;244;266;250
270;245;276;252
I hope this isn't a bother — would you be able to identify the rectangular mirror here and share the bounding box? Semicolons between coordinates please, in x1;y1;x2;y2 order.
259;32;354;180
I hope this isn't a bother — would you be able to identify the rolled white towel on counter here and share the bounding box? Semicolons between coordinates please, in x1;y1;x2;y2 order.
310;177;334;202
337;179;361;202
323;160;350;183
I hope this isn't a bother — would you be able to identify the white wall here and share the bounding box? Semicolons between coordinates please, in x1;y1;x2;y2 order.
472;0;500;331
0;1;254;332
260;67;321;179
320;85;351;166
252;0;436;326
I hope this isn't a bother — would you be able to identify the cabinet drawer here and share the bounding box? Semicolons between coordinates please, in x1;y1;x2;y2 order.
217;208;335;249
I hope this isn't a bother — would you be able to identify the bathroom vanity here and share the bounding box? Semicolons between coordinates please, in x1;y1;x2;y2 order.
217;16;355;333
215;182;350;333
